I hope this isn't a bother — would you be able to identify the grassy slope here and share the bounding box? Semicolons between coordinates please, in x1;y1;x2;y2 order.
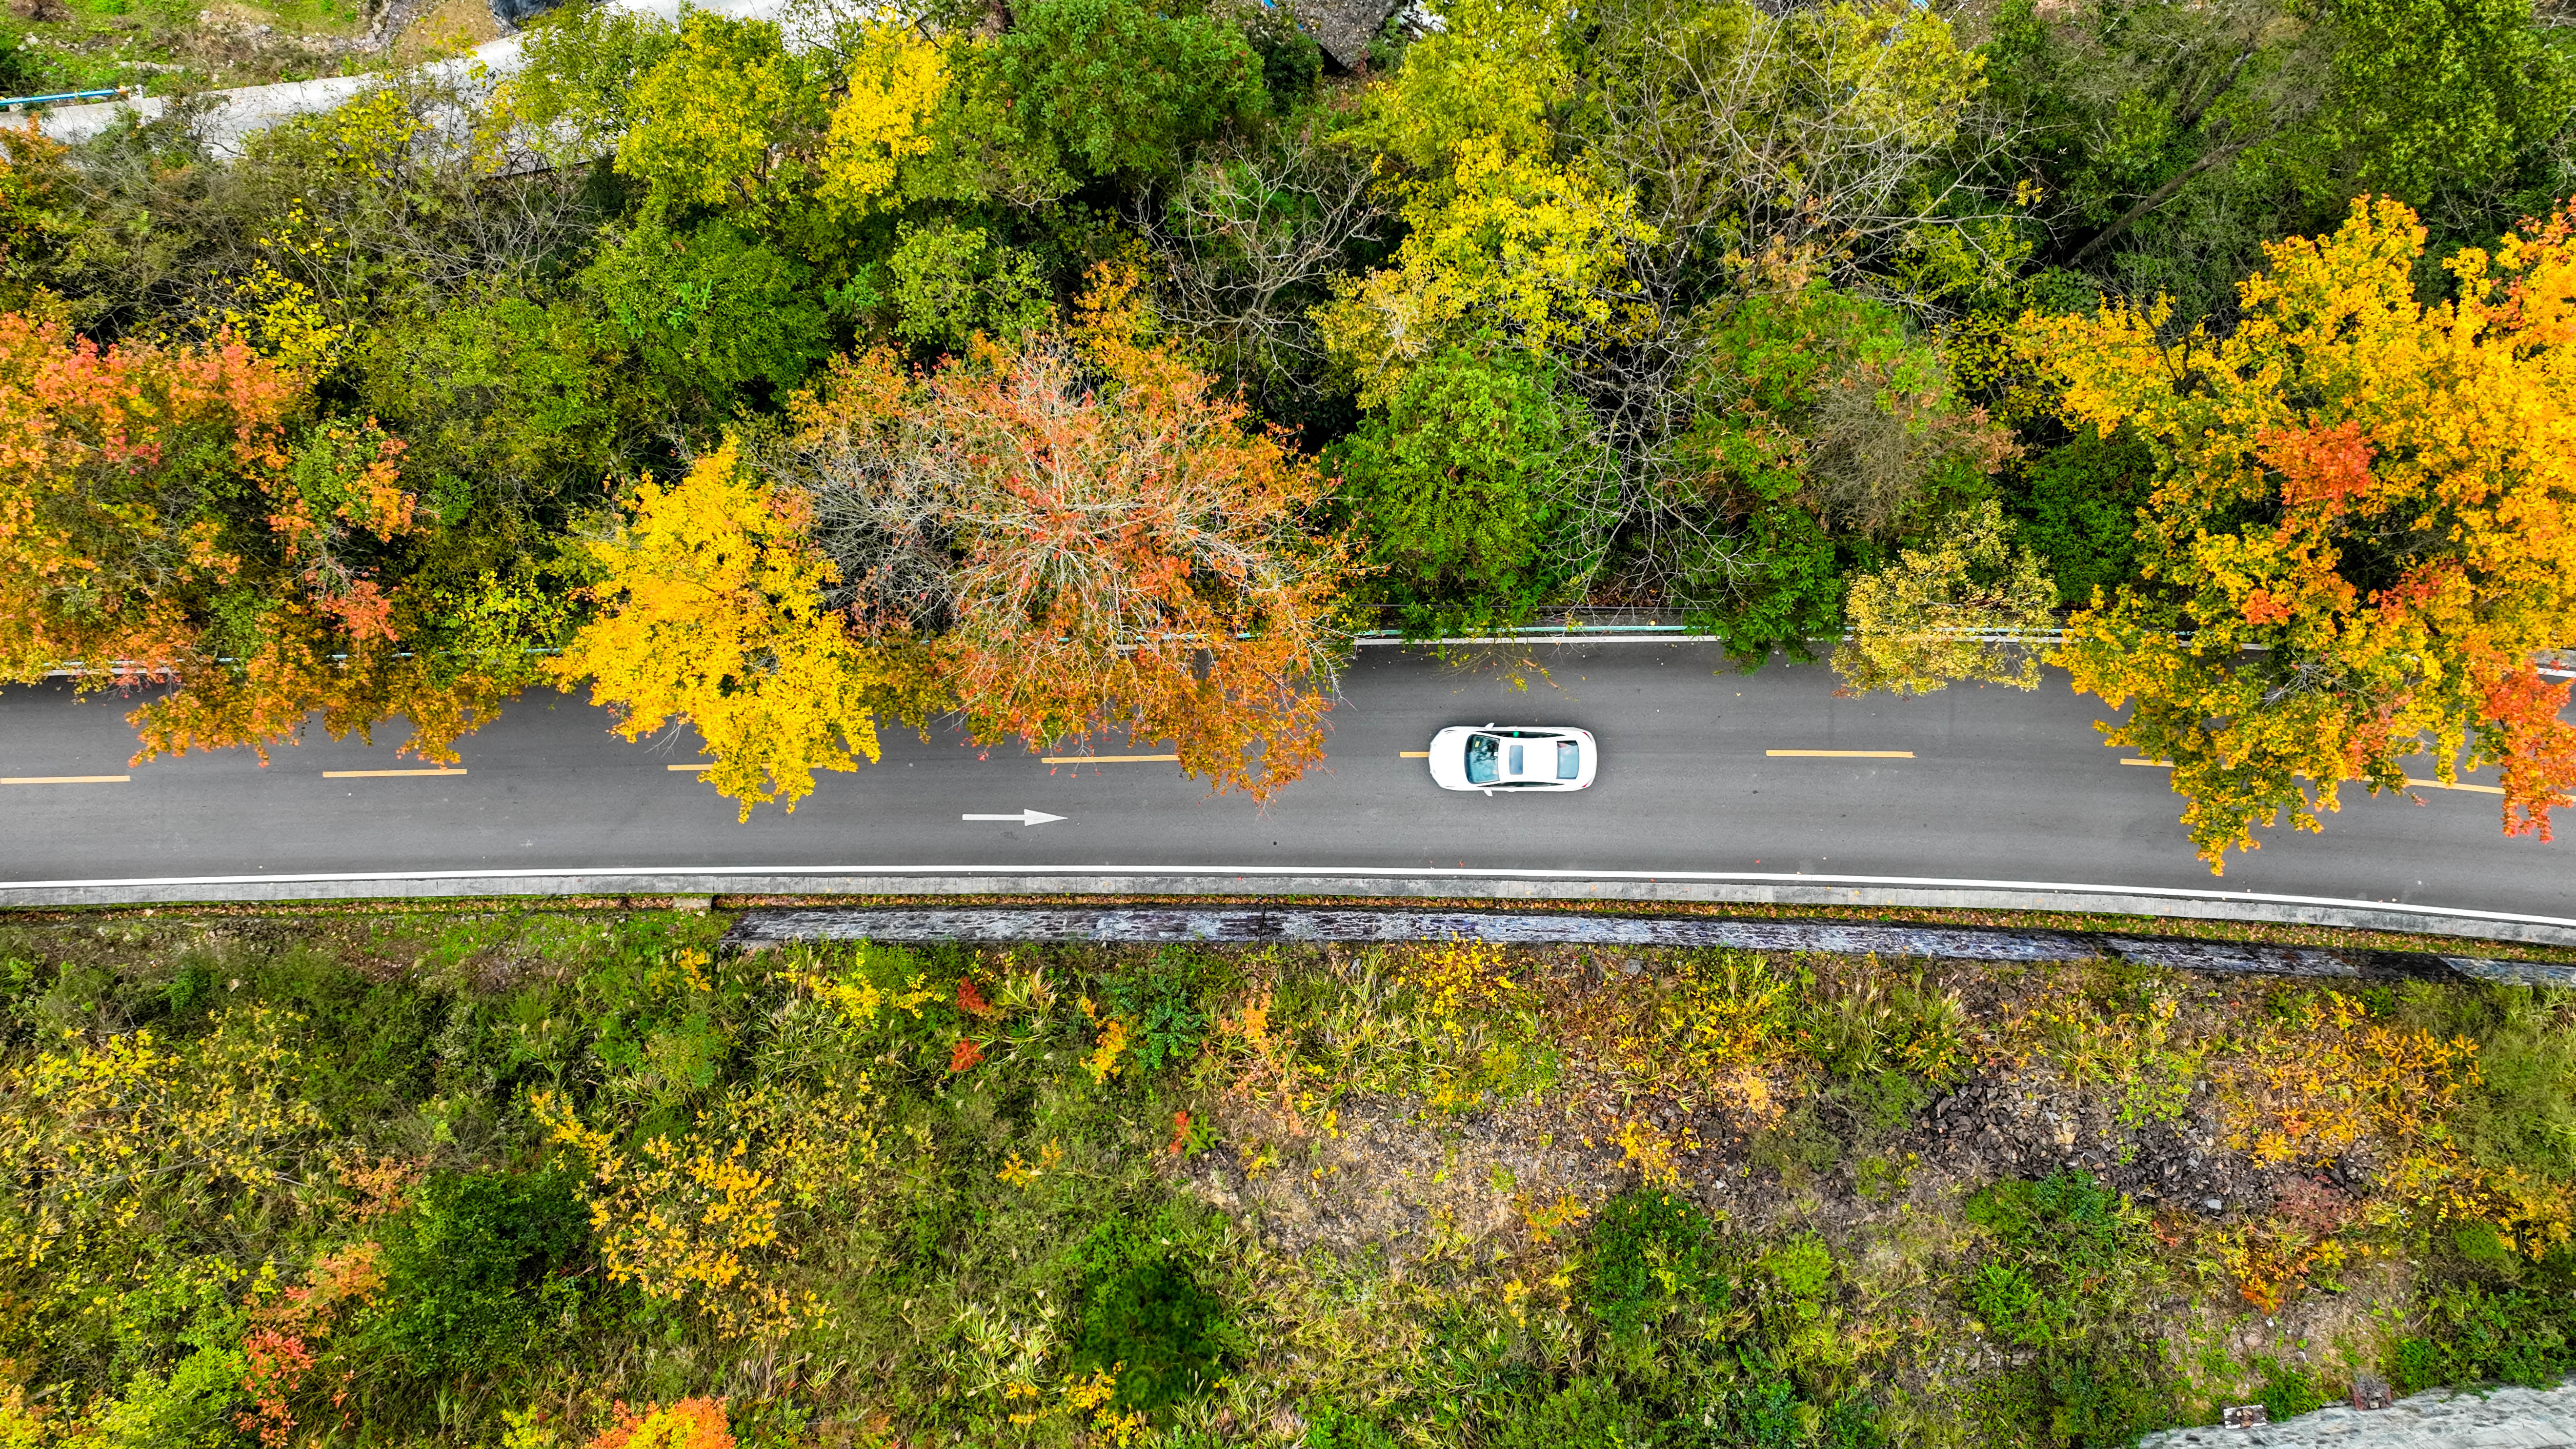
0;0;406;99
0;907;2569;1448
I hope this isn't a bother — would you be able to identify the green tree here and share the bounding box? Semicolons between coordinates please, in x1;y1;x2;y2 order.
579;218;836;408
509;1;680;162
2009;427;2155;608
1979;0;2576;312
350;292;647;545
1333;346;1600;636
886;221;1055;354
994;0;1266;184
1677;286;2019;666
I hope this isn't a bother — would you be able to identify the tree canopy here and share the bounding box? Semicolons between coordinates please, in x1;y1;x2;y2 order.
0;0;2566;860
2021;197;2576;866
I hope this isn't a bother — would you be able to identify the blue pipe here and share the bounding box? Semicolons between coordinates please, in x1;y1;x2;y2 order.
2;85;142;110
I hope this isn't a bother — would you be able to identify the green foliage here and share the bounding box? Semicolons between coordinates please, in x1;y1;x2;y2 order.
350;292;644;536
2388;1268;2576;1392
2435;985;2576;1181
580;218;835;406
1751;1099;1845;1183
1301;1402;1401;1449
886;221;1054;353
1244;5;1322;115
1584;1188;1728;1338
1492;1375;1653;1448
1803;972;1974;1087
1980;0;2576;321
995;0;1266;182
364;1169;592;1375
1970;1348;2179;1449
2253;1356;2329;1419
510;1;679;159
1065;1213;1237;1412
613;10;829;214
1961;1171;2149;1348
2292;0;2576;210
1680;286;2011;666
90;1340;247;1449
2009;427;2153;608
1104;947;1220;1077
1332;344;1596;635
1351;0;1574;171
1759;1233;1835;1307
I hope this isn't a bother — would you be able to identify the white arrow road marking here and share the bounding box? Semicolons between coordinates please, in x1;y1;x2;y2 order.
960;809;1067;826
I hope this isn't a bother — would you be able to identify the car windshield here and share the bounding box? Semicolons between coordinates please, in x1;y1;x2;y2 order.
1557;740;1581;780
1465;734;1501;785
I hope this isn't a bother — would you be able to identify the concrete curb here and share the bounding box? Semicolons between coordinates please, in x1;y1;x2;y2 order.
4;866;2574;950
722;905;2576;987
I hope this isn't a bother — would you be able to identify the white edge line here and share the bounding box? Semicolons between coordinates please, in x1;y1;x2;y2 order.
0;864;2570;931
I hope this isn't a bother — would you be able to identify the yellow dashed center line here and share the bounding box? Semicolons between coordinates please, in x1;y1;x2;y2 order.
1042;754;1181;764
2404;777;2504;795
667;763;715;772
2122;757;2501;794
1767;749;1915;759
323;769;466;779
1399;751;1430;759
2;774;129;785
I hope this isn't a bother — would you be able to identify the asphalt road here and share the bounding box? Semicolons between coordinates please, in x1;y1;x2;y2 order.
0;643;2568;915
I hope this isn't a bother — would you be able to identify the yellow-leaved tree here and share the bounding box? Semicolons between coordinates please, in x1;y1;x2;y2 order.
1318;0;1658;405
2018;197;2576;869
818;23;949;217
551;444;924;817
1833;499;2058;696
1318;136;1658;407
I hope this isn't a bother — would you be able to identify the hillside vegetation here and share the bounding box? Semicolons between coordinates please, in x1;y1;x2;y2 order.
0;909;2569;1445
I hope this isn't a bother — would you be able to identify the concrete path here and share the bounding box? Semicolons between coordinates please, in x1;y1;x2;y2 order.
2145;1380;2576;1448
1;0;783;155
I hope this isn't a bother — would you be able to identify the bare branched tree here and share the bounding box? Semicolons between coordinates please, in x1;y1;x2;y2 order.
1546;0;2026;611
1129;119;1388;412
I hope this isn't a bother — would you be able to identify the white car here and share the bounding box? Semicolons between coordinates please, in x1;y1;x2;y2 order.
1426;724;1598;793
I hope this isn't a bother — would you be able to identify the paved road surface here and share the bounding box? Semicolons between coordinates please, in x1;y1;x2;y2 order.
2;644;2567;919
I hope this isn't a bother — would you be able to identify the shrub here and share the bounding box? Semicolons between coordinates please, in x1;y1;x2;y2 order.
1491;1376;1649;1448
1584;1188;1729;1339
1301;1402;1399;1448
1066;1216;1236;1413
2009;428;2153;607
1961;1171;2150;1347
1105;948;1220;1077
365;1169;591;1376
2387;1272;2576;1392
2254;1357;2329;1419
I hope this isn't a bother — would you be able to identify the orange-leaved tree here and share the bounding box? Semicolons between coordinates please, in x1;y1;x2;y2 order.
551;443;928;817
0;312;522;764
773;263;1350;800
2018;197;2576;870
